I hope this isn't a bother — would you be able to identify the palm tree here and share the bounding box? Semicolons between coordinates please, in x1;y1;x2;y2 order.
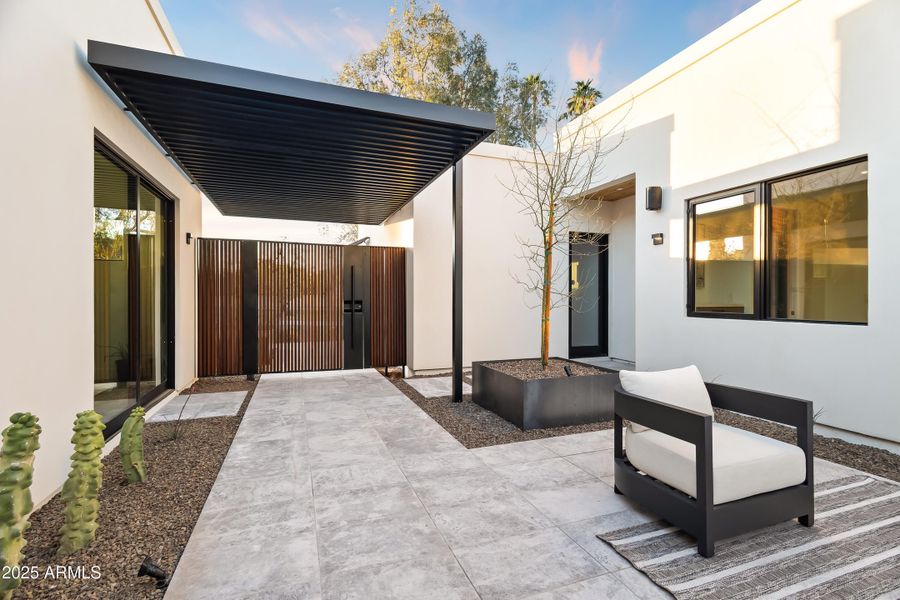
520;74;552;143
560;79;602;121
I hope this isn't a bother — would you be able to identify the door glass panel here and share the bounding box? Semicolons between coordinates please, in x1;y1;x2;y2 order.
139;183;167;398
768;161;868;323
571;240;600;347
692;192;756;314
94;151;137;423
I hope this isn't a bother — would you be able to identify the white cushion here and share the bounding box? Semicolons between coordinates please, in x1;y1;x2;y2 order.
619;366;713;433
624;423;806;504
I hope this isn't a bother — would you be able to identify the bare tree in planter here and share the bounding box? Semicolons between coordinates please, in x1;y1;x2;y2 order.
505;108;623;369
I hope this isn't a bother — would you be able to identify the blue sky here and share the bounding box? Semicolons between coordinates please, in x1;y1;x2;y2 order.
160;0;760;103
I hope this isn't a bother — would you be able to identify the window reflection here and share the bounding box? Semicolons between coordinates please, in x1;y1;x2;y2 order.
693;192;756;315
94;149;171;428
769;161;868;323
93;151;137;423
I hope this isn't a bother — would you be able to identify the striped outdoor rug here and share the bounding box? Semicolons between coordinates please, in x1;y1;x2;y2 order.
597;475;900;599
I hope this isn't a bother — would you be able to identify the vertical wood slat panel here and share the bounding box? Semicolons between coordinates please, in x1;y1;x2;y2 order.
197;238;243;376
370;246;406;368
199;239;404;375
257;241;343;373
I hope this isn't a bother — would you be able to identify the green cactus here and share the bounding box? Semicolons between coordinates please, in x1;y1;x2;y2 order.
119;407;146;484
0;413;41;600
58;411;105;556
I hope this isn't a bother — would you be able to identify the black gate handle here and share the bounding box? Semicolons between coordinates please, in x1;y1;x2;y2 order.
348;266;354;348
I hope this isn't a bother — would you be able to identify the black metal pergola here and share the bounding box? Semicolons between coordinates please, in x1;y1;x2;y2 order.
88;40;494;400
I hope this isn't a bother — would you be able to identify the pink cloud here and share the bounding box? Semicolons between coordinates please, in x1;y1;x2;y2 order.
242;1;378;60
342;24;378;52
242;3;296;47
283;19;327;49
567;40;603;82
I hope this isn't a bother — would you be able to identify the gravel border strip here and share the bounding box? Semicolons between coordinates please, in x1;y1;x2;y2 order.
387;373;612;448
386;373;899;482
16;379;256;600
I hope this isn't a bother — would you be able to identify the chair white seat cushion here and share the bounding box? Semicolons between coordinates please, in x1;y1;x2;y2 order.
625;423;806;504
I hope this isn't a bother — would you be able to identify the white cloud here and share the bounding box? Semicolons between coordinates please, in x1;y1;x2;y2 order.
242;1;378;64
342;24;377;52
242;2;296;47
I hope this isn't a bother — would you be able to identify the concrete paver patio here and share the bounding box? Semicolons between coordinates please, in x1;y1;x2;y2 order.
147;391;246;422
165;370;868;600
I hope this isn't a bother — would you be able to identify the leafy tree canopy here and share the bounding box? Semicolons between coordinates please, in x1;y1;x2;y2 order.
559;79;602;121
338;0;553;147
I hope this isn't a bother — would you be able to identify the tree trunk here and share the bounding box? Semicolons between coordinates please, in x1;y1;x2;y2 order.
541;204;555;369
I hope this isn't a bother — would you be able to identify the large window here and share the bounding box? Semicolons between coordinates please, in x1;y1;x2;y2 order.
94;142;174;434
688;158;868;324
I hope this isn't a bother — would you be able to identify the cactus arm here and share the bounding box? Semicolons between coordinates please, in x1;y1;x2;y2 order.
57;411;105;556
119;407;146;484
0;413;41;600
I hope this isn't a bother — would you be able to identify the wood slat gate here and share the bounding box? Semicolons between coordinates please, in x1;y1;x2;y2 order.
197;239;243;376
370;247;406;368
197;239;405;376
258;242;343;373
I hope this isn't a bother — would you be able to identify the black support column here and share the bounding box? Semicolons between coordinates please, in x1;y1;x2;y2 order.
452;160;463;402
241;240;258;378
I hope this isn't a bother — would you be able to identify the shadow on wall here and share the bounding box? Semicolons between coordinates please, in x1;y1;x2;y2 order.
665;0;889;287
836;0;897;146
649;0;900;442
674;0;890;200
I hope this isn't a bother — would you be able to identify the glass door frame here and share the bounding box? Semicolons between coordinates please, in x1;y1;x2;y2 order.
95;137;176;436
568;232;609;358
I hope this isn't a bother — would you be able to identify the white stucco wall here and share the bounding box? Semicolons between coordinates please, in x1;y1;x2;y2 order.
0;1;201;504
408;143;624;372
201;195;399;246
574;0;900;442
600;196;636;362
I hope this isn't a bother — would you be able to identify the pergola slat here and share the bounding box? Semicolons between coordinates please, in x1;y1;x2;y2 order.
88;40;494;225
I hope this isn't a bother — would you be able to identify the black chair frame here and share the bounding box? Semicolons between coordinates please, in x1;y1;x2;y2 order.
613;382;814;557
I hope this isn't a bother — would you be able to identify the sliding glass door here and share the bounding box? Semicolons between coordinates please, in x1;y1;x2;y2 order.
93;145;173;432
138;183;169;399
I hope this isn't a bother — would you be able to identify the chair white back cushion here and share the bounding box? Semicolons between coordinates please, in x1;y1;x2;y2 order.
619;365;714;433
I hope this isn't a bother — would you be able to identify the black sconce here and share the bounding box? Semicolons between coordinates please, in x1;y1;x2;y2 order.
646;186;662;211
185;232;192;245
651;233;664;245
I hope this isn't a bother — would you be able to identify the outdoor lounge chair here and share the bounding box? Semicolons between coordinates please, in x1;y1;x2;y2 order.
612;366;814;558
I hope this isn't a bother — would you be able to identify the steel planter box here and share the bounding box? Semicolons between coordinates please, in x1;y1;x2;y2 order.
472;358;616;430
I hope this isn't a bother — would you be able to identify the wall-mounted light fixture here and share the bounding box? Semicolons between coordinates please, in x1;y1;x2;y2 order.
651;232;664;245
185;232;192;245
646;186;662;211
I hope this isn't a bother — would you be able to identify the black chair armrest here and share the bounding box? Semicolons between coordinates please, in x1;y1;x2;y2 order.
614;384;714;509
705;382;812;429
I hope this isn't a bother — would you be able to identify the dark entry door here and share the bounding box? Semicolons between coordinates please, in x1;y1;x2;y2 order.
569;233;608;358
343;246;371;369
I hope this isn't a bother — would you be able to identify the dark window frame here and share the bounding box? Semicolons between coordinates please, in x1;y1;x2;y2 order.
94;136;177;437
686;184;763;320
685;155;868;325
